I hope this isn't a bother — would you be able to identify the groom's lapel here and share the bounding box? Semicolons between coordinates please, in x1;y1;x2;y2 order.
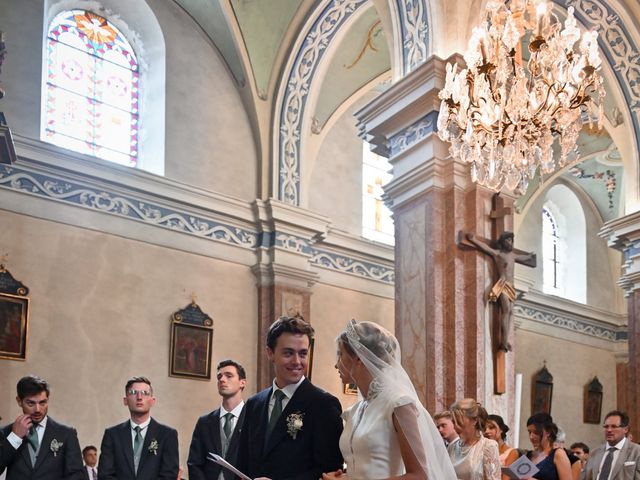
264;380;311;455
256;388;272;456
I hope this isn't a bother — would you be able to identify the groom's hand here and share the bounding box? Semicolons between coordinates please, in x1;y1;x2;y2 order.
321;469;346;479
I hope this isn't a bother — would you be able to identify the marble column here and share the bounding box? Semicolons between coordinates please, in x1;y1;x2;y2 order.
355;55;516;419
251;199;329;390
600;212;640;438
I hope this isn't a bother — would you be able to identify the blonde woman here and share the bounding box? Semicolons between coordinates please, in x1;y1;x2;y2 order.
448;399;501;480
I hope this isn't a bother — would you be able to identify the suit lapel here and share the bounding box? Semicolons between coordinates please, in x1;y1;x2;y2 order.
137;418;158;474
591;446;605;480
33;418;56;471
264;380;310;455
118;421;135;475
227;407;245;453
609;441;630;479
210;409;222;456
255;388;272;457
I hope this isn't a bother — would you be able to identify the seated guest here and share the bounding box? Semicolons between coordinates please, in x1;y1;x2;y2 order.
525;413;572;480
484;414;519;475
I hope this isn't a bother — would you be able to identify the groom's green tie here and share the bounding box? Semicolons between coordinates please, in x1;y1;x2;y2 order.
27;425;39;452
267;389;285;437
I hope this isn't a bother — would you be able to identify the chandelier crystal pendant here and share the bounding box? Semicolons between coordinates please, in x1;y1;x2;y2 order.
437;0;606;194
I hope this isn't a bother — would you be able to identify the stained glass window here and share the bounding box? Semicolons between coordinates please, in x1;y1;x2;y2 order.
362;143;394;245
44;10;139;167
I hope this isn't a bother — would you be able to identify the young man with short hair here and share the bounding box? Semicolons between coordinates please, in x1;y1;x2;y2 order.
188;359;247;480
0;375;85;480
98;376;178;480
82;445;98;480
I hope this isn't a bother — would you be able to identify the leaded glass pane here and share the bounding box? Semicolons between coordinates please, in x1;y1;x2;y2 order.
44;9;138;167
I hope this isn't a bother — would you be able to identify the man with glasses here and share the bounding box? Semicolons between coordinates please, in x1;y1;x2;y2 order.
583;410;640;480
98;376;178;480
188;359;247;480
0;375;85;480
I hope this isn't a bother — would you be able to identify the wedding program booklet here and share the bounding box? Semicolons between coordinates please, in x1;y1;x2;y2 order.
501;454;540;480
207;453;252;480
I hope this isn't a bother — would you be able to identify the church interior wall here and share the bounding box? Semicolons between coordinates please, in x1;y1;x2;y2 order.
515;328;618;450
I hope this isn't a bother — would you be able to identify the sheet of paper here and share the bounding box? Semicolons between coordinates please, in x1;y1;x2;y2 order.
501;454;540;480
207;452;252;480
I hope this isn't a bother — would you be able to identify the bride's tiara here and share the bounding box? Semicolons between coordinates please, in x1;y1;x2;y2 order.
345;319;360;343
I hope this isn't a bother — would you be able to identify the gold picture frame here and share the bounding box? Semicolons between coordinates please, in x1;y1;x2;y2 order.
169;302;213;381
0;293;29;361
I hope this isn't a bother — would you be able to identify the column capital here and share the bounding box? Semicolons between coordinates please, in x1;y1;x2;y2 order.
600;211;640;294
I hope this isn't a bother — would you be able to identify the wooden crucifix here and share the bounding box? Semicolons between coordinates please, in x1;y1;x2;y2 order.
458;194;536;394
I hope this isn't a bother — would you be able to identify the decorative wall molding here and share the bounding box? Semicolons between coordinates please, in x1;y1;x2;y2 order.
388;111;437;157
277;0;367;206
395;0;429;74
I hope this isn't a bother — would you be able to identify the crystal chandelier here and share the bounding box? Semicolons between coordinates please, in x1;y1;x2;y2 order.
437;0;606;194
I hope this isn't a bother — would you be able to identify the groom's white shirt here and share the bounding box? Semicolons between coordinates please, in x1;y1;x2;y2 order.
268;376;305;417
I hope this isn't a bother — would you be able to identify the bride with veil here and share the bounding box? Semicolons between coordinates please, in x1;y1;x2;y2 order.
322;320;457;480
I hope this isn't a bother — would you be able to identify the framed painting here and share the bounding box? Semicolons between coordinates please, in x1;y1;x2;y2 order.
0;293;29;360
169;302;213;381
343;383;358;395
305;337;315;381
532;364;553;415
584;377;603;424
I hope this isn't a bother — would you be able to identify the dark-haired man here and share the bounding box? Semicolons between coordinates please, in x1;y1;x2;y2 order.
571;442;589;475
583;410;640;480
0;375;85;480
82;446;98;480
188;359;247;480
98;376;178;480
238;315;343;480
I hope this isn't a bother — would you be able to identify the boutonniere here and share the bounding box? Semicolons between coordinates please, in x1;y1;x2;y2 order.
50;439;63;457
148;439;158;455
286;412;304;439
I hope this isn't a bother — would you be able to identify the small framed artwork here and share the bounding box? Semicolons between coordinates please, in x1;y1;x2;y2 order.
306;337;315;381
169;302;213;381
584;377;603;424
0;293;29;360
343;383;358;395
532;364;553;415
0;264;30;361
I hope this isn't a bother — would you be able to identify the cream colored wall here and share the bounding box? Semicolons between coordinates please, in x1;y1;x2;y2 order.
309;282;395;409
515;329;617;449
0;209;258;470
0;0;258;200
308;108;364;236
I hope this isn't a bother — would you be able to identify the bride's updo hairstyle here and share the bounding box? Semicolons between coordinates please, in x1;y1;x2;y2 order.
338;320;399;364
450;398;489;432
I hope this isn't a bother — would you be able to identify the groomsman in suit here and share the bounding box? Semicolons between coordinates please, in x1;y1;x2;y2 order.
0;375;85;480
582;410;640;480
98;376;178;480
82;446;98;480
238;315;343;480
188;359;247;480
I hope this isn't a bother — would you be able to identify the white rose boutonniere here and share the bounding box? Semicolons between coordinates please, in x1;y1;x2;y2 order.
286;412;304;439
148;439;159;455
50;439;63;457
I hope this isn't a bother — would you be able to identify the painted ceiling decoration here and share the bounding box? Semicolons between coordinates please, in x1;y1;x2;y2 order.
395;0;429;74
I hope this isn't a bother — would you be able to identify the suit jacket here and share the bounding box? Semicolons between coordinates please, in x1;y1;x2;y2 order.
187;406;245;480
97;418;178;480
0;417;85;480
583;439;640;480
237;379;343;480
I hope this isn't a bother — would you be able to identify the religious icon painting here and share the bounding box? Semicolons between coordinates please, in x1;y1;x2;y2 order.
169;301;213;381
583;376;603;424
0;264;30;361
532;364;553;415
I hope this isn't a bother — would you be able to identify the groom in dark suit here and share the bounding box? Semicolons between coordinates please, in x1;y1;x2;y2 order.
0;375;85;480
188;359;247;480
238;315;343;480
98;376;179;480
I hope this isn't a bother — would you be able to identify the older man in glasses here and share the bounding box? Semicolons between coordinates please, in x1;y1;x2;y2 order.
98;376;179;480
582;410;640;480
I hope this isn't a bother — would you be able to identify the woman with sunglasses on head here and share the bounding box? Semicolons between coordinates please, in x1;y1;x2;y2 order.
448;399;501;480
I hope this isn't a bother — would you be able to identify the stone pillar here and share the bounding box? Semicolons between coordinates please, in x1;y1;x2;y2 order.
600;212;639;438
252;199;329;390
355;55;516;418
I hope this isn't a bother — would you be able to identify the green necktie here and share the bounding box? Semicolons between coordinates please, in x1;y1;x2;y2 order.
267;389;285;437
27;425;39;451
133;426;143;473
223;412;233;439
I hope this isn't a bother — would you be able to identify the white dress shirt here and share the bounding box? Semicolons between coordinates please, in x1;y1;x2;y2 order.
598;437;627;480
268;376;305;416
130;418;151;445
7;416;48;451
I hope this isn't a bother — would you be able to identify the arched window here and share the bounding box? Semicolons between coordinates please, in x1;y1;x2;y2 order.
362;143;394;245
541;185;586;303
43;10;139;167
542;207;560;290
